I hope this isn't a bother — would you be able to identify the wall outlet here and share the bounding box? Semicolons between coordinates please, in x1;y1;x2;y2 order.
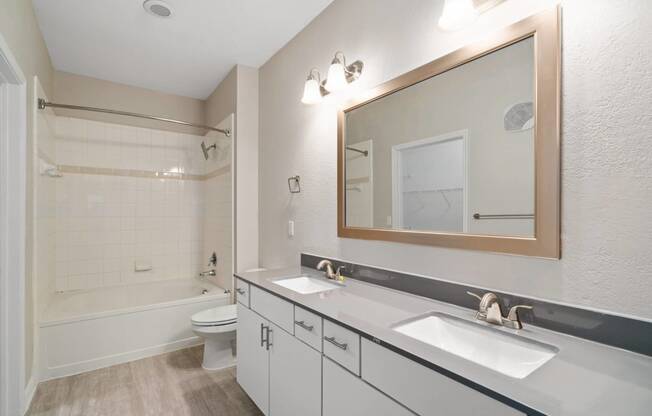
288;220;295;237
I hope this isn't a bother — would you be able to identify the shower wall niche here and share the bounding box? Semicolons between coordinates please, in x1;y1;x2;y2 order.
48;115;233;293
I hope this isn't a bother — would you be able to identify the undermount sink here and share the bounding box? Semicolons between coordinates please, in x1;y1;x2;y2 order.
392;312;557;379
273;276;342;295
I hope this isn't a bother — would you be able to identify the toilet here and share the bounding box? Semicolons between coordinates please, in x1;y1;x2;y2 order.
191;304;237;371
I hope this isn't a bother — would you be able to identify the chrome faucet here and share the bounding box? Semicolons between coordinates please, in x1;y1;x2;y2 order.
199;269;216;277
467;291;533;330
316;260;345;282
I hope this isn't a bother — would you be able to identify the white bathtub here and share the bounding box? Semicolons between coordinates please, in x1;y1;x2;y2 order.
39;279;230;380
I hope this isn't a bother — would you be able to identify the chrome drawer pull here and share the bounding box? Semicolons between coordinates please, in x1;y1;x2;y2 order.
295;320;314;332
236;288;246;295
260;323;266;347
266;327;273;351
324;336;348;351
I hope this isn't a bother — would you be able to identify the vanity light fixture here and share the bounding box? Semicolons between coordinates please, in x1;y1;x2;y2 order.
324;52;363;93
301;52;364;105
438;0;506;31
438;0;478;31
301;68;325;105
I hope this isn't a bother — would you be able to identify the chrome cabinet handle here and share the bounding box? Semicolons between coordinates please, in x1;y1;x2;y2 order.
260;323;265;347
236;288;246;295
265;327;273;350
295;320;314;332
324;336;348;351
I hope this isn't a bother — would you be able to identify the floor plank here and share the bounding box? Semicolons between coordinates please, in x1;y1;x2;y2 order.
27;347;263;416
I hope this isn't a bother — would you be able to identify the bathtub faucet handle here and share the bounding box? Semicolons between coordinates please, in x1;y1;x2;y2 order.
208;252;217;267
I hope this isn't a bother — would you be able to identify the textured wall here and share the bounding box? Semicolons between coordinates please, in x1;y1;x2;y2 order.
0;0;54;386
259;0;652;318
54;71;206;135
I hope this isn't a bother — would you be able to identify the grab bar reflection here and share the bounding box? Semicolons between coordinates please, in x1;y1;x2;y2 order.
473;213;534;220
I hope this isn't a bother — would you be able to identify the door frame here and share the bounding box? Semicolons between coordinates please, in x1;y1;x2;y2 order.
0;34;28;416
391;129;469;232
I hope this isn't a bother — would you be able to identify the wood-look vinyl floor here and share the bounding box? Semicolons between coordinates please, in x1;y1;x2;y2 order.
27;346;263;416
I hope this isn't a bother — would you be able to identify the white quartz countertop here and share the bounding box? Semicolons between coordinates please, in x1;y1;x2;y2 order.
235;266;652;416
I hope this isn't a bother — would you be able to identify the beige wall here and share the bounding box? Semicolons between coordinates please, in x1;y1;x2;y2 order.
205;66;237;128
53;71;206;135
235;65;260;273
0;0;54;386
259;0;652;319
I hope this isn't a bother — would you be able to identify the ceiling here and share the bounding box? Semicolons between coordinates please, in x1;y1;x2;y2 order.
33;0;334;99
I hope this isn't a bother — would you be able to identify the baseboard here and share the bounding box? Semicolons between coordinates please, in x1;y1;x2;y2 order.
41;336;204;381
23;376;37;415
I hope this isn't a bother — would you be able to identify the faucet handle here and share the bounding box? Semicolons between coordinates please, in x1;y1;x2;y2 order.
507;304;533;322
466;291;482;301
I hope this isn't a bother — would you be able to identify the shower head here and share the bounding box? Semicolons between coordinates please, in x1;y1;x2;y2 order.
201;141;217;160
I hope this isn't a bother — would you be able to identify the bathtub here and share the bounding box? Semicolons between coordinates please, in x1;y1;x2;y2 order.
39;279;230;380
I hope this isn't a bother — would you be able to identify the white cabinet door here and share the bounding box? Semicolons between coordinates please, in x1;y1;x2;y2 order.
323;357;414;416
269;323;321;416
237;303;270;415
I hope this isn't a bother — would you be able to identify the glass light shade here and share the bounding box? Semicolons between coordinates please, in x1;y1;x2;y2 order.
438;0;478;31
324;62;348;92
301;78;322;105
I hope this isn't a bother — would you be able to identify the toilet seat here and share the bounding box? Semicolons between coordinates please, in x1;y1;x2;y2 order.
191;304;237;327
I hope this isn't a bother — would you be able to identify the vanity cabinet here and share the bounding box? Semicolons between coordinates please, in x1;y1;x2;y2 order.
323;357;414;416
269;322;321;416
237;282;528;416
361;339;524;416
237;295;321;416
236;303;269;414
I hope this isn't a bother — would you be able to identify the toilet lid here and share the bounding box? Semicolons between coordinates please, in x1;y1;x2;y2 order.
192;304;237;326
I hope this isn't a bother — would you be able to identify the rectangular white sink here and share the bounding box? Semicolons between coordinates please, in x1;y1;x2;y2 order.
392;312;557;379
273;276;341;295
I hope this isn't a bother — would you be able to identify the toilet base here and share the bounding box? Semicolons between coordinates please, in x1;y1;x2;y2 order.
201;336;236;371
191;326;237;371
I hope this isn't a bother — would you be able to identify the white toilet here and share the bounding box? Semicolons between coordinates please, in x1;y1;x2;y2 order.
191;304;237;371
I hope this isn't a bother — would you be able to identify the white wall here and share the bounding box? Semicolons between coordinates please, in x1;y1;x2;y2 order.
259;0;652;319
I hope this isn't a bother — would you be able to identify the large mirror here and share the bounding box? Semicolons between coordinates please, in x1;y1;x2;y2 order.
338;7;560;258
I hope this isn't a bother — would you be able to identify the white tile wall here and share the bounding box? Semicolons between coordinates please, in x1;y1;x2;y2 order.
53;117;216;292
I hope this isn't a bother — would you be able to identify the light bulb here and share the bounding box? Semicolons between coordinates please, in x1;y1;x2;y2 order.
301;71;323;105
438;0;478;31
324;61;348;92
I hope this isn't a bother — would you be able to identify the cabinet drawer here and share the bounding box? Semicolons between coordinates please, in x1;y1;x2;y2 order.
323;320;360;375
250;286;294;333
294;306;322;352
361;339;524;416
235;278;250;307
323;357;413;416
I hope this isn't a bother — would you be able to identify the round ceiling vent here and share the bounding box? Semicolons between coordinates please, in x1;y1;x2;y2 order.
143;0;173;18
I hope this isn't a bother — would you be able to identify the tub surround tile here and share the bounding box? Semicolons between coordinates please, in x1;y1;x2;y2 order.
49;117;233;293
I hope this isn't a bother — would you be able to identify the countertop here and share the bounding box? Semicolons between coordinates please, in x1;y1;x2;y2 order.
236;266;652;416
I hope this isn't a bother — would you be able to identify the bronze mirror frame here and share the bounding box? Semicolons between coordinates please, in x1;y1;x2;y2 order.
337;7;561;258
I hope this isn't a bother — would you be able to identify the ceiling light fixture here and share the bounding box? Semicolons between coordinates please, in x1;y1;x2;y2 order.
143;0;173;18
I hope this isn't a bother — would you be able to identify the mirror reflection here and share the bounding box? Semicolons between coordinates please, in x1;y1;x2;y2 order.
344;37;535;237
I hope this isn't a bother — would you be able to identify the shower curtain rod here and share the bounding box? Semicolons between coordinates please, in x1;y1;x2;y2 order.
37;98;231;137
